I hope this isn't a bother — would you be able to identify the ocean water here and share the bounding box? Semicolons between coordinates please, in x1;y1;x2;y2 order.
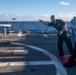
0;21;71;33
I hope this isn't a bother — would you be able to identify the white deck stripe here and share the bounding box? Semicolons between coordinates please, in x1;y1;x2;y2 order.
0;56;24;59
0;61;53;67
14;50;28;54
43;34;48;37
11;42;67;75
26;34;57;35
27;45;67;75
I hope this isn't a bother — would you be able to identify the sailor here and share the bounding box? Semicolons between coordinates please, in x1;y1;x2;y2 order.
38;15;73;56
70;16;76;37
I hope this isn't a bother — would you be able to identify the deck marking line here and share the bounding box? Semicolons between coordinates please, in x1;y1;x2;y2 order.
11;42;67;75
43;34;48;37
0;61;53;67
14;50;28;54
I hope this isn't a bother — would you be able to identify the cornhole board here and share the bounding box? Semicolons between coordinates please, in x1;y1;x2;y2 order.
58;55;72;64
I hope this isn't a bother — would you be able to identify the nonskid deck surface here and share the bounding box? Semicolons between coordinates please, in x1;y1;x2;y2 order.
0;33;75;75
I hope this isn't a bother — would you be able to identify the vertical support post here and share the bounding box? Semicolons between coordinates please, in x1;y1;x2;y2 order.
24;22;26;33
4;27;6;43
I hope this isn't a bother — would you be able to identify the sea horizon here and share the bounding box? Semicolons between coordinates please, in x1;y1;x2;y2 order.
0;21;72;34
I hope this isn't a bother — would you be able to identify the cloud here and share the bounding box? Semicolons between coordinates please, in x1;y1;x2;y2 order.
0;13;76;21
0;14;50;21
60;2;70;6
57;13;76;21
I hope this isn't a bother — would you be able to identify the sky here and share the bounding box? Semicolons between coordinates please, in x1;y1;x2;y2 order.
0;0;76;21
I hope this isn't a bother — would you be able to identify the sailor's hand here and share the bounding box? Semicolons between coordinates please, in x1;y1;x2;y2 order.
38;19;43;22
58;31;63;35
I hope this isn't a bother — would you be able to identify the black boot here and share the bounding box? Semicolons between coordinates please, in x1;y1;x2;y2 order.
64;57;75;67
